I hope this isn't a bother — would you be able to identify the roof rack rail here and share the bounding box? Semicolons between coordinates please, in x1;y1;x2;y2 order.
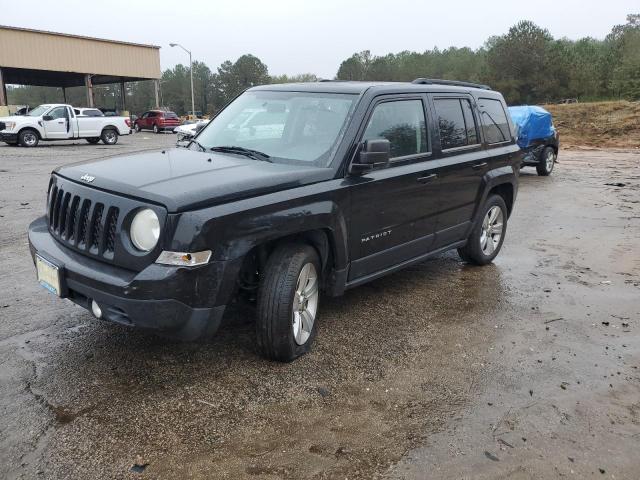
412;78;492;90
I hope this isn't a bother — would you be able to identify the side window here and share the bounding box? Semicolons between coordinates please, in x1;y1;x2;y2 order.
73;109;81;115
47;107;67;120
141;112;149;119
434;98;479;150
479;98;510;144
86;109;103;117
362;99;428;159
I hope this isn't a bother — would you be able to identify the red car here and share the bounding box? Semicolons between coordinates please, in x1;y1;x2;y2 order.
134;110;181;134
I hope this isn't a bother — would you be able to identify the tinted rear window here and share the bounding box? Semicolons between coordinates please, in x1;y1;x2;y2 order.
163;112;179;119
479;98;510;144
434;98;479;150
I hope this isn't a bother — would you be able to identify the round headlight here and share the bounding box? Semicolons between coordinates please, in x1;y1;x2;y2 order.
130;208;160;251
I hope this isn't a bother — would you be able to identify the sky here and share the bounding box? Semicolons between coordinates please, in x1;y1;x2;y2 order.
1;0;637;78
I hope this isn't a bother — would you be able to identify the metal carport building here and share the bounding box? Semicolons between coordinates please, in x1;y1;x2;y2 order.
0;25;161;109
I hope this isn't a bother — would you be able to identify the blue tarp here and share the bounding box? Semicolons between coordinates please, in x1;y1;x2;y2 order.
507;105;555;149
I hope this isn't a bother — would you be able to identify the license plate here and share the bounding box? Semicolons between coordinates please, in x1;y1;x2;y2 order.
36;255;61;296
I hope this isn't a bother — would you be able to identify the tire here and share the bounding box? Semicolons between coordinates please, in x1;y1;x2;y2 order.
86;137;100;144
101;129;118;145
134;123;141;133
458;194;508;265
18;129;39;148
153;124;159;134
536;146;555;176
256;243;321;362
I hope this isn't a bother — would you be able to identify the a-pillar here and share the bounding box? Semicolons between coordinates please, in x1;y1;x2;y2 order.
0;68;7;106
154;79;160;109
84;74;94;107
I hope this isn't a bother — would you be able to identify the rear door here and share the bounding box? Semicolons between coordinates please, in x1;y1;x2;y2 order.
429;94;488;248
43;106;72;139
347;95;442;281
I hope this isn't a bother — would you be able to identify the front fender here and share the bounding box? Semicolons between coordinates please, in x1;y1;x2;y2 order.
165;181;351;270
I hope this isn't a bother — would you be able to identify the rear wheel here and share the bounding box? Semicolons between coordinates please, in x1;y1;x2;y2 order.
153;124;159;134
86;137;100;144
18;129;39;148
101;129;118;145
458;194;507;265
256;243;321;362
537;146;555;176
134;123;141;133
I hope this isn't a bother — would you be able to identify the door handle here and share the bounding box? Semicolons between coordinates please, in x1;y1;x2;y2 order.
57;121;65;124
472;162;488;170
417;173;438;184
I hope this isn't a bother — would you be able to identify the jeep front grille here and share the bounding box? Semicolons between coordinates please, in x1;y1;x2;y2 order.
48;185;119;259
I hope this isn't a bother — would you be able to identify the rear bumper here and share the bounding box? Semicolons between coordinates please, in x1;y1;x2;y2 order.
28;216;231;340
0;132;18;143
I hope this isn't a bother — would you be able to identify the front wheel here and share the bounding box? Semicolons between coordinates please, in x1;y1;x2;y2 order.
537;146;555;176
134;123;141;133
18;129;39;148
101;129;118;145
256;243;321;362
458;194;508;265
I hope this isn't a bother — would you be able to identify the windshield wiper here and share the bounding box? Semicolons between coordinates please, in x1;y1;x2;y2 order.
209;145;272;162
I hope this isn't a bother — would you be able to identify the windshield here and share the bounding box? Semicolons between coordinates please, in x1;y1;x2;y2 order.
194;91;356;167
27;105;51;117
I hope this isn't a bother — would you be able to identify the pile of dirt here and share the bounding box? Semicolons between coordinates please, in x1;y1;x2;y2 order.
543;101;640;149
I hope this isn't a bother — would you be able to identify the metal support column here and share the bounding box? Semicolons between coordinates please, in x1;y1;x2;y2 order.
120;80;126;112
154;79;160;109
84;74;94;107
62;87;67;103
0;68;7;106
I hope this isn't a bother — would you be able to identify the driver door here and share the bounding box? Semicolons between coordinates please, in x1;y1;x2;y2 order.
43;106;71;139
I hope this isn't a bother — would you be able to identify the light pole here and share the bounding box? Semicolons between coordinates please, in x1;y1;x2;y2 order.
170;42;195;118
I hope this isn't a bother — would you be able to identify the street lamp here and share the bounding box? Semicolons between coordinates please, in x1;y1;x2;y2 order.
170;42;195;118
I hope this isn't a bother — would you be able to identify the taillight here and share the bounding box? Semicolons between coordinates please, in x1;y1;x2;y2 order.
125;118;131;127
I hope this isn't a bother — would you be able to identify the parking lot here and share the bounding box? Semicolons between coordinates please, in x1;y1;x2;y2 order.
0;134;639;479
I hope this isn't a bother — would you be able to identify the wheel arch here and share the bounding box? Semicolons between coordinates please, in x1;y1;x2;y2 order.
17;126;42;139
488;183;514;217
236;228;341;295
101;125;118;134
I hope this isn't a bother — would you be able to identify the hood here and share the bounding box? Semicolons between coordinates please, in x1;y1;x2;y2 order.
54;148;333;212
0;115;34;126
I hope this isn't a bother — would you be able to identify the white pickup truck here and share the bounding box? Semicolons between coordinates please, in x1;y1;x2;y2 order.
0;104;132;147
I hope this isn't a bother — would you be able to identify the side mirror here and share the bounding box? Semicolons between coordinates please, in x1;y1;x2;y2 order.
42;115;53;121
350;139;390;173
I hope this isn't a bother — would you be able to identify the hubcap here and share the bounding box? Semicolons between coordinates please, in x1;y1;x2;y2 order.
292;263;319;346
23;133;37;146
105;132;116;143
546;149;555;171
480;206;504;256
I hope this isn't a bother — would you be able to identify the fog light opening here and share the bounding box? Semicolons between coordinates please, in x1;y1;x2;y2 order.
91;300;102;319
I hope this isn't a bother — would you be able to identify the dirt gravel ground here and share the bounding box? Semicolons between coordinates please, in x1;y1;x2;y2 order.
0;135;638;479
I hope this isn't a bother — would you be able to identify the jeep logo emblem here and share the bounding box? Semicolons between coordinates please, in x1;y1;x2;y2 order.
80;174;95;183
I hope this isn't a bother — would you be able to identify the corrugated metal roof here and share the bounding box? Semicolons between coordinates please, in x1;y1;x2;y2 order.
0;25;161;80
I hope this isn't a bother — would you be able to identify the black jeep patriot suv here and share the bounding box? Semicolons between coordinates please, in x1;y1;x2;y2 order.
28;79;521;361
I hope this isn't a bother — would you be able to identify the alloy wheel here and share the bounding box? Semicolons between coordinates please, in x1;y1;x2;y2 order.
292;263;319;346
480;206;504;255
